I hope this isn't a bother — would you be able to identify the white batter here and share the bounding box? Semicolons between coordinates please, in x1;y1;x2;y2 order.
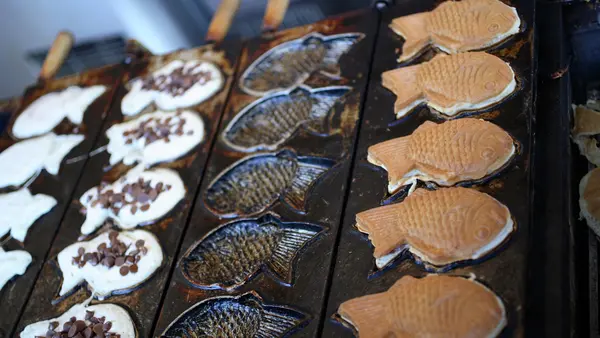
13;85;106;139
121;60;223;116
106;110;205;166
0;133;84;188
20;299;136;338
0;248;32;291
80;168;185;235
0;188;57;242
57;229;163;299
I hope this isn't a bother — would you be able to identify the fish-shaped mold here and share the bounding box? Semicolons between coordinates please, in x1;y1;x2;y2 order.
222;86;351;152
336;275;506;338
240;32;364;96
0;132;84;188
356;187;514;269
0;248;32;291
391;0;521;62
204;149;334;217
0;188;57;242
56;230;163;300
161;291;307;338
181;213;324;290
382;52;516;119
368;119;515;193
13;85;107;139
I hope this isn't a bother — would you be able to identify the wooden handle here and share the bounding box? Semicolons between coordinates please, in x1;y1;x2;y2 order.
262;0;290;32
205;0;241;43
39;31;74;82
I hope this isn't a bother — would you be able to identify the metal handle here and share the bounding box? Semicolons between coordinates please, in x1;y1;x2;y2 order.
262;0;290;32
206;0;241;43
39;31;74;82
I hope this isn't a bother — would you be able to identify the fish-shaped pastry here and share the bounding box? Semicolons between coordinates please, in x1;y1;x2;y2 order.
0;188;57;242
0;248;32;291
181;213;324;290
382;52;516;118
222;86;351;152
580;168;600;237
0;133;84;188
57;230;163;300
122;60;223;116
204;149;334;217
12;85;107;139
106;110;205;166
240;32;364;96
20;299;136;338
161;291;307;337
391;0;521;62
356;187;513;269
337;275;506;338
572;105;600;166
368;119;515;193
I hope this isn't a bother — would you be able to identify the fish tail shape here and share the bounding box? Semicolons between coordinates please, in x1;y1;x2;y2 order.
282;158;334;211
254;299;307;338
356;205;406;261
304;87;351;135
338;293;391;337
390;12;431;62
320;34;365;78
44;134;85;175
368;136;414;193
267;224;323;284
382;65;424;119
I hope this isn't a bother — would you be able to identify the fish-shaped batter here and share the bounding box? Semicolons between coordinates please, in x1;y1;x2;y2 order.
57;230;163;299
337;275;506;338
391;0;521;62
0;188;57;242
181;213;324;290
20;299;136;338
0;248;32;291
204;149;334;217
0;133;84;188
222;86;350;152
382;52;516;118
161;291;306;338
368;119;515;193
579;168;600;237
357;187;513;269
106;110;205;166
572;105;600;166
240;32;364;96
122;60;223;116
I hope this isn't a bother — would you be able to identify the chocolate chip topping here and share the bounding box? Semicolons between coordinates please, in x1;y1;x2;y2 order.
87;177;169;216
140;64;213;96
36;311;119;338
121;112;193;148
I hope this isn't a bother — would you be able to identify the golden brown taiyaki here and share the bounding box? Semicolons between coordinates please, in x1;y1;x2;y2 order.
368;119;515;193
337;275;506;338
572;105;600;166
580;168;600;237
356;187;513;268
390;0;521;62
382;52;516;118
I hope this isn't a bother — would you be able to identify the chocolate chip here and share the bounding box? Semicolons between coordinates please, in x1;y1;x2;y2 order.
103;321;112;331
77;247;85;256
90;256;98;266
85;311;94;320
82;327;92;338
49;321;59;330
83;253;93;262
141;204;150;211
187;130;194;135
93;323;104;336
135;240;145;248
97;243;107;251
126;255;135;263
119;265;129;276
130;264;138;273
166;184;172;190
125;139;133;144
149;189;158;201
109;231;118;241
105;256;115;268
141;246;148;255
156;182;163;191
68;320;85;336
115;256;125;266
131;204;137;214
73;333;83;338
97;316;105;323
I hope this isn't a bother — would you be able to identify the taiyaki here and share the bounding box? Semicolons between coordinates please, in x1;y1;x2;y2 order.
0;248;32;291
0;133;84;188
122;60;223;116
13;85;106;139
161;291;306;337
391;0;521;62
382;52;516;118
20;299;136;338
181;213;324;290
368;119;515;193
0;188;57;242
240;32;364;96
222;86;350;152
572;105;600;166
106;110;205;166
357;187;513;269
79;168;185;235
337;275;506;338
579;168;600;237
204;149;334;217
57;230;163;299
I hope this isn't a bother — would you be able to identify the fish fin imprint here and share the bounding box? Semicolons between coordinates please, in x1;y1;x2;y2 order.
319;34;364;78
337;292;392;337
303;87;351;136
382;65;424;119
266;224;322;284
390;12;431;62
282;158;333;212
367;136;414;190
256;301;307;338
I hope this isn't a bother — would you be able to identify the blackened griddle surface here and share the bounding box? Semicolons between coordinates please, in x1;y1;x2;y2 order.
321;0;536;337
15;41;241;338
153;10;379;338
0;64;124;338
